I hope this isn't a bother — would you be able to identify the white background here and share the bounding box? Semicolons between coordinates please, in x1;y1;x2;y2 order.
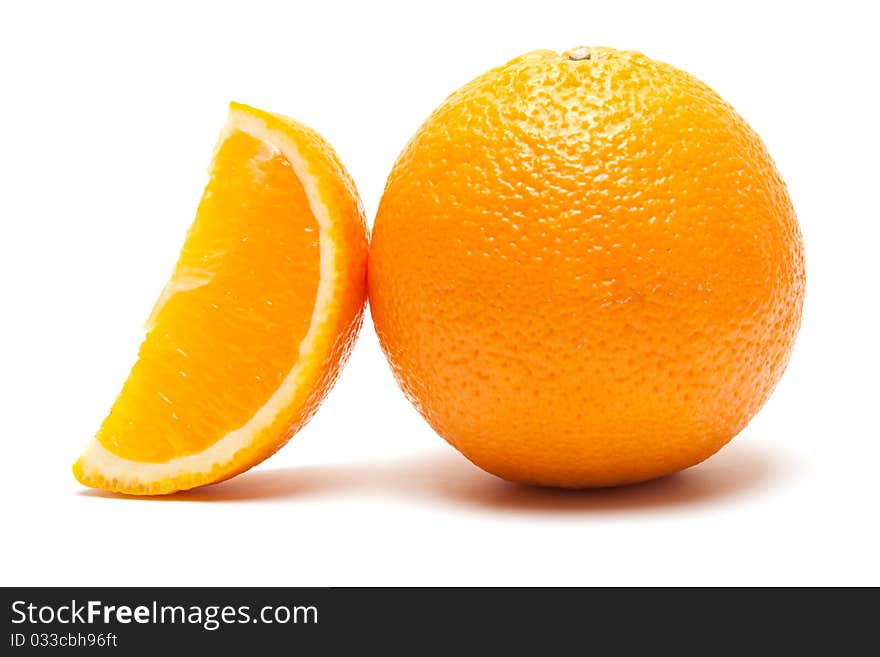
1;0;877;586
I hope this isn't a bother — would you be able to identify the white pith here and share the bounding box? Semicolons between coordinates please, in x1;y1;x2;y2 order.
77;106;337;488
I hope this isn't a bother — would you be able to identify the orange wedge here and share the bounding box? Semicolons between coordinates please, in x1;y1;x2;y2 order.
74;102;368;495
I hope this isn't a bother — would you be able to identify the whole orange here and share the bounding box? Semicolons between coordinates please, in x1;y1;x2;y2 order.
368;47;805;487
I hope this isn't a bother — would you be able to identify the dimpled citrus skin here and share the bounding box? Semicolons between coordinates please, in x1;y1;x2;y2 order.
368;47;805;488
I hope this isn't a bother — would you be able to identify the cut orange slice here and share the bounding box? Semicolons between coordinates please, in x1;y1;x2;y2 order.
74;102;368;495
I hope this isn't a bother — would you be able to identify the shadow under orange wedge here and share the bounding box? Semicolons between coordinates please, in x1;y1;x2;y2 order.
74;103;368;495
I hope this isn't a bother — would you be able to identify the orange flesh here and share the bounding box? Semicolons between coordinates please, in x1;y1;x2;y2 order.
97;130;320;462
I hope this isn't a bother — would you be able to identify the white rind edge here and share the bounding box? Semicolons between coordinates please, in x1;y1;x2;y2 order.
77;106;337;487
